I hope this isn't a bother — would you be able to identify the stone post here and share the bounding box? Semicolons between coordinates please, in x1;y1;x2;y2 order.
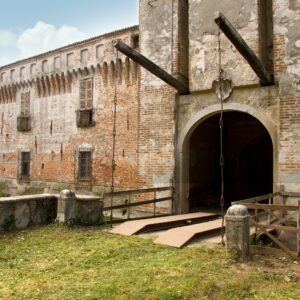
225;205;250;261
57;190;77;224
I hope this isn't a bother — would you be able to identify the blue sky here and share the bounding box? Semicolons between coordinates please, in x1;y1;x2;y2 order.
0;0;139;66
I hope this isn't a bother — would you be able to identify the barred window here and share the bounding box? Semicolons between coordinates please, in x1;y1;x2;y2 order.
78;151;92;180
79;78;93;110
20;151;30;177
21;92;30;116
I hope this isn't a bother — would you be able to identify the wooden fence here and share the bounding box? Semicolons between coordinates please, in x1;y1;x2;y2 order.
102;186;173;222
233;188;300;260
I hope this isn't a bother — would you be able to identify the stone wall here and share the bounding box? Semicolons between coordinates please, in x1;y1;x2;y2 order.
0;26;142;194
0;192;103;230
0;1;299;213
0;194;57;231
174;0;299;211
138;0;189;187
274;0;300;192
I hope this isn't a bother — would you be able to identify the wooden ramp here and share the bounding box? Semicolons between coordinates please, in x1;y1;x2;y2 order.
154;219;223;248
109;212;218;236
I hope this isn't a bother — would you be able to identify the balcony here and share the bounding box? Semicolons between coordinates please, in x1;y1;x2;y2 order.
17;116;31;132
76;109;95;128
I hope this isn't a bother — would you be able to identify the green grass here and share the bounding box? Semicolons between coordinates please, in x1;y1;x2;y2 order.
0;225;299;300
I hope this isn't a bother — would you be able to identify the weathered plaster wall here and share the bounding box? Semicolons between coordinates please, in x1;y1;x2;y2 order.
274;0;300;191
189;0;260;91
175;86;279;212
138;0;188;187
175;0;300;211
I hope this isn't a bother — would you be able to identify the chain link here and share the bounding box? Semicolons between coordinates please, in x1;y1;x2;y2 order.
218;32;226;245
110;44;119;227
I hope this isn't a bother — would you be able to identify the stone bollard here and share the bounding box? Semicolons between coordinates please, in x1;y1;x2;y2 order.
57;190;77;224
225;205;250;261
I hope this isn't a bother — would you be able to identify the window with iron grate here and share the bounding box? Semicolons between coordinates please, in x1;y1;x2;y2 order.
20;151;30;178
78;150;92;180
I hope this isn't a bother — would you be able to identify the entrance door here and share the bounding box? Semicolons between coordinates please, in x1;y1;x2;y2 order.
188;111;273;211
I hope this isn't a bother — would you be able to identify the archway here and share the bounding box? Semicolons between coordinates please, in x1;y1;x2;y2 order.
188;111;273;211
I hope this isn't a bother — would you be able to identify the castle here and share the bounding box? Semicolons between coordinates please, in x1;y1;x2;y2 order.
0;0;299;214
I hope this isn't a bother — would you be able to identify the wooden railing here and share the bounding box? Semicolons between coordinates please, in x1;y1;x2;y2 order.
233;188;300;260
102;186;173;222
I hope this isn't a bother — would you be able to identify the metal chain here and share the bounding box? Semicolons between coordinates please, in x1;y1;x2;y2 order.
110;44;119;227
218;31;226;245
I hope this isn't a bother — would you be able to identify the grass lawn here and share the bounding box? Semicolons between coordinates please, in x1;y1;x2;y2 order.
0;225;299;300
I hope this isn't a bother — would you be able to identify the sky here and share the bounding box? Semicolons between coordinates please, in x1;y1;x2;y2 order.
0;0;139;67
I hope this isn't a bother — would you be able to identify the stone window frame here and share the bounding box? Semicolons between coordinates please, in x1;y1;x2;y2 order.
18;150;31;182
76;146;94;181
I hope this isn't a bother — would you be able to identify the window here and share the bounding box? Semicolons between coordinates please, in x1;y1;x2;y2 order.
19;151;31;179
20;67;25;80
21;92;30;116
79;78;93;109
17;92;31;131
42;60;49;72
77;78;94;127
131;35;139;49
81;49;88;64
76;109;95;127
78;150;92;180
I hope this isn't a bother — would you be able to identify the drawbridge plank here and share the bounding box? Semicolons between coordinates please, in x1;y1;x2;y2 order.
154;219;224;248
109;212;218;236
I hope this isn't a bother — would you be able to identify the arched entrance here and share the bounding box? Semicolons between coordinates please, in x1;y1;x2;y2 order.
188;111;273;211
176;104;276;214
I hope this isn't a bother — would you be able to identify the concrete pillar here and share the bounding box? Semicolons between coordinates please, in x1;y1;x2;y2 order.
57;190;77;224
225;205;250;261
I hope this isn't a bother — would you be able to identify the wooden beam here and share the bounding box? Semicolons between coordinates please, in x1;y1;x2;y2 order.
257;224;298;233
104;186;172;197
258;0;274;77
113;40;190;95
103;196;172;211
214;12;273;86
232;192;279;205
253;221;299;260
245;203;298;211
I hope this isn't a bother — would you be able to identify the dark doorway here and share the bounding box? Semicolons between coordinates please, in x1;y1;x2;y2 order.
189;111;273;211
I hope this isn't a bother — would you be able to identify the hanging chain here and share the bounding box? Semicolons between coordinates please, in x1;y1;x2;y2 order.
110;44;119;227
218;31;225;245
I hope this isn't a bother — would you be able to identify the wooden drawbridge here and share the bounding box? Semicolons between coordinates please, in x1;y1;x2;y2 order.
109;212;223;248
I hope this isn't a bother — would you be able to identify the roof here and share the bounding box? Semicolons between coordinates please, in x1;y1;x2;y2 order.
0;25;139;69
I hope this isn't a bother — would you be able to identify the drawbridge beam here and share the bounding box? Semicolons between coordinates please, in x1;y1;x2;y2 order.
113;40;190;95
214;12;273;86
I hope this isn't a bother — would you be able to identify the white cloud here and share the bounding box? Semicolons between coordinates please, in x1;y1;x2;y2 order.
0;29;17;48
17;21;87;58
